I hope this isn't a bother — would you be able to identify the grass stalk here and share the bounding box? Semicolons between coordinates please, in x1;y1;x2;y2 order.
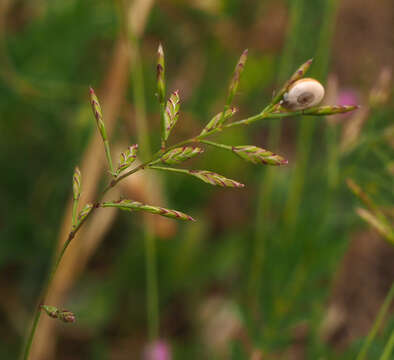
129;38;159;340
379;329;394;360
283;0;338;230
357;282;394;360
246;0;305;315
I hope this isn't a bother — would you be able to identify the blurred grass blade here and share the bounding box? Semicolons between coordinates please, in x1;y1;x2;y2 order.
357;282;394;360
379;330;394;360
356;208;394;245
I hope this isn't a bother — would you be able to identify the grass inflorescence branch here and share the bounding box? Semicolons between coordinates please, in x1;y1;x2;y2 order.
22;45;358;360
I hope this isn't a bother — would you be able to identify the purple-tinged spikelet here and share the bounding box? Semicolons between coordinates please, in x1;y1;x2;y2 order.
157;44;165;104
72;167;81;201
41;305;76;323
188;170;245;188
163;91;180;141
227;49;248;105
160;147;203;165
89;87;108;141
304;105;359;115
102;200;195;222
232;145;288;165
116;144;138;175
201;107;237;135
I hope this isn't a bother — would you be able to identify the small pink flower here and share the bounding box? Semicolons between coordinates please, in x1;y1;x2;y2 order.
337;90;359;107
143;340;172;360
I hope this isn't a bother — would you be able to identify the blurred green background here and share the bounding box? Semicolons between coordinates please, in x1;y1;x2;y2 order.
1;0;393;359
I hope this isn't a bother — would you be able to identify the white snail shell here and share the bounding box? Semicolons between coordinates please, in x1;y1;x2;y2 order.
282;78;325;110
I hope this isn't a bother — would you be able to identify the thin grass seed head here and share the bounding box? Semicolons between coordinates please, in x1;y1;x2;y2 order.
157;43;165;103
72;167;81;201
160;146;204;165
58;310;76;323
227;49;248;105
163;90;180;142
201;107;238;135
188;170;245;188
232;145;288;165
101;200;196;222
77;203;93;225
116;144;138;175
40;305;59;319
40;305;76;323
89;87;108;141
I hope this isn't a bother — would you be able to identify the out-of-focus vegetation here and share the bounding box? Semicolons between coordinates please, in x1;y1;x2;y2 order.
0;0;393;359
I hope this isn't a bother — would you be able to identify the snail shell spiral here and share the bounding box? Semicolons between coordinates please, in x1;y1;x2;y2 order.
282;78;325;110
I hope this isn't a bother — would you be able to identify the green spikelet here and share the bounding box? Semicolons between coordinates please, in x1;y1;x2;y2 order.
116;144;138;175
163;90;180;142
303;105;359;115
200;107;237;135
232;145;288;165
160;147;203;165
89;87;114;175
227;49;248;106
40;306;76;323
40;305;59;319
101;200;195;221
72;167;81;201
188;170;245;188
157;43;165;104
58;310;76;323
75;203;93;230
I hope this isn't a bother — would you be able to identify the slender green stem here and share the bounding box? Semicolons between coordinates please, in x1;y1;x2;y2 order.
22;308;41;360
199;139;232;151
356;282;394;360
160;102;166;150
72;200;78;228
22;230;76;360
103;140;115;175
380;329;394;360
149;165;190;175
22;204;97;360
